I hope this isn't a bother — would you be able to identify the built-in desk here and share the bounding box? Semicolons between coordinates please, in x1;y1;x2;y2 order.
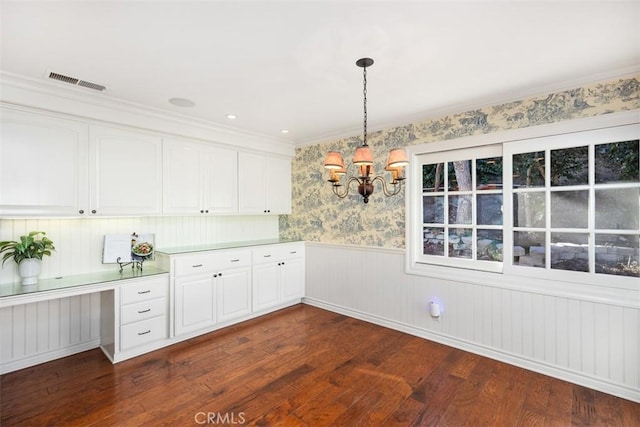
0;267;168;306
0;267;169;374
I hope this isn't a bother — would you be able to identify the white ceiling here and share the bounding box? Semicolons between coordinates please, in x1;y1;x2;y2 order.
1;1;639;147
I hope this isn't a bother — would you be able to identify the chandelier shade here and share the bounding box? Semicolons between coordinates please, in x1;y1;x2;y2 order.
386;148;409;168
323;151;345;170
353;146;374;166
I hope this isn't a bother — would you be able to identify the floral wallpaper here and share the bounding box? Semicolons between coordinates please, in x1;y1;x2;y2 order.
280;75;640;248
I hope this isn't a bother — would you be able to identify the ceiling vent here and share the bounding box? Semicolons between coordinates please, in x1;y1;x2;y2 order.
48;72;107;92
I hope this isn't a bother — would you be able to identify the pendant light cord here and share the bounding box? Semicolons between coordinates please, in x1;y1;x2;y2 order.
363;64;368;146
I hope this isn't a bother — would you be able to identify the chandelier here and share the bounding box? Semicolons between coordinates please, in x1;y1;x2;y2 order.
323;57;409;203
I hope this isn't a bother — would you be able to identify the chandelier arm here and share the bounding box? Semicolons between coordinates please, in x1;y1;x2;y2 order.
371;175;403;197
331;177;362;198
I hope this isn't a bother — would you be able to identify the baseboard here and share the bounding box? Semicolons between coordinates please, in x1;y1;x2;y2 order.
302;297;640;403
0;339;101;375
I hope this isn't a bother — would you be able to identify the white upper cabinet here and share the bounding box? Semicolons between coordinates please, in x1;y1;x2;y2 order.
238;152;291;214
0;109;163;217
89;125;163;216
0;109;89;216
163;138;238;215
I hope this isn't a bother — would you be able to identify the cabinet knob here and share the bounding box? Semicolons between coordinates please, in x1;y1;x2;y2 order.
79;209;85;214
200;210;204;213
205;210;209;213
91;209;97;214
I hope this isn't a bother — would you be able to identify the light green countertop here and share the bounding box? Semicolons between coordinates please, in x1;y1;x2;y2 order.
156;238;302;255
0;266;168;298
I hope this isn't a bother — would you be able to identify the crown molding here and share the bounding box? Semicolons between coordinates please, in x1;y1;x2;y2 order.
0;71;295;156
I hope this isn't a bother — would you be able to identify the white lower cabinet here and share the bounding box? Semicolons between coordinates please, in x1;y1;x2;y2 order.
174;275;216;336
252;242;305;312
216;267;252;323
172;249;252;336
100;274;169;363
119;277;168;352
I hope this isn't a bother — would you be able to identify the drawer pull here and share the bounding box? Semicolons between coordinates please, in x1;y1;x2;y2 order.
192;264;203;268
263;254;272;258
138;330;151;336
290;251;297;254
137;290;151;294
138;308;151;314
230;259;240;262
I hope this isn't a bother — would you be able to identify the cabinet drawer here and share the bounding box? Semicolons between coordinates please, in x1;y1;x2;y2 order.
121;297;166;325
120;316;167;351
121;278;168;304
253;243;304;265
174;250;251;276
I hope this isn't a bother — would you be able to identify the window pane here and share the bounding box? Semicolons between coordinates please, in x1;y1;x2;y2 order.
423;227;444;256
595;188;639;229
449;228;472;259
449;195;472;224
477;229;503;261
551;233;589;272
595;234;639;277
448;160;472;191
477;157;503;189
595;140;639;184
423;163;445;192
423;195;444;224
513;152;545;188
513;192;545;228
551;146;588;186
477;194;503;225
514;231;546;268
550;191;588;228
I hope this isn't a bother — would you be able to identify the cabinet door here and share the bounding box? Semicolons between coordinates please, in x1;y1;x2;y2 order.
163;138;205;215
266;155;292;214
280;257;305;302
252;262;279;311
174;276;216;336
238;151;266;214
90;125;163;216
216;267;251;322
204;146;238;214
0;109;88;216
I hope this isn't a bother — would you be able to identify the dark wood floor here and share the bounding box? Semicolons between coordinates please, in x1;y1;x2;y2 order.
1;304;638;426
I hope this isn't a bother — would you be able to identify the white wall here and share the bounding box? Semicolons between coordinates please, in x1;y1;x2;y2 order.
304;242;640;403
0;215;279;284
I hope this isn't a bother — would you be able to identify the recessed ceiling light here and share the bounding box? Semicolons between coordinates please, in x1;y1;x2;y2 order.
280;129;289;134
226;114;237;120
169;97;195;107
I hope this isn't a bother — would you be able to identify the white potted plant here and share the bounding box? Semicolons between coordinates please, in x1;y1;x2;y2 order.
0;231;55;285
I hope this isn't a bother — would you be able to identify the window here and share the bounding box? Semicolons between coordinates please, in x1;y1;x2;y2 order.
407;114;639;290
419;145;503;272
504;126;639;283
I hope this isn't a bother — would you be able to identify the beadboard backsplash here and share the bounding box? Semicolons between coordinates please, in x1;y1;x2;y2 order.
0;215;278;284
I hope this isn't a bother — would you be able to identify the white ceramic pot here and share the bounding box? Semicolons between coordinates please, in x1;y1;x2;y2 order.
18;258;41;286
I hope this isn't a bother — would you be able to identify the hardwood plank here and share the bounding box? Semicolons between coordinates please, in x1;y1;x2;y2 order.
1;304;638;426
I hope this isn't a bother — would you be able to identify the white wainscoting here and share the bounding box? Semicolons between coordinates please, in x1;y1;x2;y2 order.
0;293;101;373
304;242;640;403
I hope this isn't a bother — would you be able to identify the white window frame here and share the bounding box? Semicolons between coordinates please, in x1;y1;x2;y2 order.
503;123;639;290
406;110;640;302
415;144;504;273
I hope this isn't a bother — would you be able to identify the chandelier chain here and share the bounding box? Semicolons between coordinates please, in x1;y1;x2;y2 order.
363;65;367;146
